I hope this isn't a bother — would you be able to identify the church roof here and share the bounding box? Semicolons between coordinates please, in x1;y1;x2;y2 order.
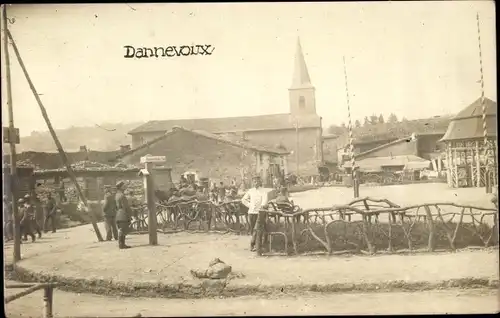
440;97;497;142
290;37;313;90
128;113;321;135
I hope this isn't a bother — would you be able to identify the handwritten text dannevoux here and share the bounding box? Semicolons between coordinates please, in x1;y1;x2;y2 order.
124;45;215;59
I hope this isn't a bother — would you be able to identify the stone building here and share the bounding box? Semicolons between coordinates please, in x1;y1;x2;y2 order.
127;38;323;176
116;126;289;187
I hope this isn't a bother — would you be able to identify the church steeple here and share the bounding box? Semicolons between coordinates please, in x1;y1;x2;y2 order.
289;37;316;116
290;37;313;89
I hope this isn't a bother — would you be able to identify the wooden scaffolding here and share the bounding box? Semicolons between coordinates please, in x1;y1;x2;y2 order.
444;139;498;188
441;97;497;189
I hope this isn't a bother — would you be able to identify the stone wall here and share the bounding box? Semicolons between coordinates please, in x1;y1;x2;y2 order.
121;130;259;184
245;127;320;175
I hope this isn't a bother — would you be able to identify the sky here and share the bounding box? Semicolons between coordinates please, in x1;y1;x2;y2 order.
1;2;497;137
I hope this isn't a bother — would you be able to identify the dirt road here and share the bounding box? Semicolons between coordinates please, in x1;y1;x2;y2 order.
4;285;499;317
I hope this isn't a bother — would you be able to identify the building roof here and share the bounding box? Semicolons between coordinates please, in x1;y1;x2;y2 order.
440;97;497;142
335;116;451;148
343;155;429;171
118;126;290;160
128;113;321;135
355;136;415;160
290;37;313;90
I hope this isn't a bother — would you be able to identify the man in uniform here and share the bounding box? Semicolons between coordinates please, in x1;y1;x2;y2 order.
115;181;135;249
19;198;36;242
24;194;42;239
43;192;58;233
103;186;118;241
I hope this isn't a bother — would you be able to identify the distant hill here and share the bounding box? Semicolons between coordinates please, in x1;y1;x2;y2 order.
5;122;144;153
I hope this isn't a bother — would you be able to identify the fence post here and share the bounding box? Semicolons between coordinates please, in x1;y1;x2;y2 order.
43;286;54;318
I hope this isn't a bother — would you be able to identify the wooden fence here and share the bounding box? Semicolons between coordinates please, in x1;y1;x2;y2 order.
130;197;498;256
5;282;58;318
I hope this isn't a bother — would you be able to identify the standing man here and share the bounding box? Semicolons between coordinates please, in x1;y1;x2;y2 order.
102;186;118;241
19;198;36;242
241;176;269;251
24;194;42;239
115;181;134;249
58;181;67;203
3;195;13;242
218;182;226;204
43;192;58;233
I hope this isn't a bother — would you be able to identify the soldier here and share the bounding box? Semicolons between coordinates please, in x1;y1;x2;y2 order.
58;181;67;203
24;194;42;239
3;195;13;242
115;181;135;249
43;192;58;233
103;186;118;241
19;198;36;242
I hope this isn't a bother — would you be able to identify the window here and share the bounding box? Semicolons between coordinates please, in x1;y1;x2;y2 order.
299;96;306;109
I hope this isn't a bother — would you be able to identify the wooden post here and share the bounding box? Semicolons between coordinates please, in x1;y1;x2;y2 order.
145;162;158;245
6;28;103;242
424;205;435;252
295;119;300;175
3;5;21;262
43;286;54;318
476;141;481;187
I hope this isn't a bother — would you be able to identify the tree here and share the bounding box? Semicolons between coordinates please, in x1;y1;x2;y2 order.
388;113;398;124
378;114;385;124
363;116;370;127
369;114;379;125
354;120;361;128
401;117;409;123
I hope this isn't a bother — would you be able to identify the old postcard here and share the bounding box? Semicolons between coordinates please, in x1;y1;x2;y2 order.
2;2;498;317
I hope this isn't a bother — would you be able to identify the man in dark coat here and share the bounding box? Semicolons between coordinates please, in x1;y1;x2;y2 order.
103;186;118;241
115;181;135;249
24;194;42;239
19;198;36;242
43;192;58;233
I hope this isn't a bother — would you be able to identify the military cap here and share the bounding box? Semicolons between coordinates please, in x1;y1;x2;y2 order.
116;181;125;189
18;198;25;203
24;194;30;199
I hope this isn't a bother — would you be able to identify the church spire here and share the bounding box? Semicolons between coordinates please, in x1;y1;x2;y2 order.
290;37;313;89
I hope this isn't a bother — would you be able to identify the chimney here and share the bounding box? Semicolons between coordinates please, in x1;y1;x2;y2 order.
79;145;87;152
120;145;131;153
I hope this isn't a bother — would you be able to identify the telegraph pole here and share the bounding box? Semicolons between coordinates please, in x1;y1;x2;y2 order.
6;26;104;242
3;4;21;262
295;118;300;175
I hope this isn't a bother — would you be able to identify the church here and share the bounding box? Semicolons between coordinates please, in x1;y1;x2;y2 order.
127;38;324;176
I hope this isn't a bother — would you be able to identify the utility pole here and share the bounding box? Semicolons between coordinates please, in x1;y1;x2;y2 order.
3;4;21;262
6;27;104;242
295;118;299;175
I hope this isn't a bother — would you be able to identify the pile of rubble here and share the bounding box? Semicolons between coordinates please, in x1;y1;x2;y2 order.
70;161;113;170
17;159;41;169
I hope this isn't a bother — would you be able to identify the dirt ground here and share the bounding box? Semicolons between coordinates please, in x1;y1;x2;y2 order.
291;183;496;209
4;285;499;317
6;223;499;292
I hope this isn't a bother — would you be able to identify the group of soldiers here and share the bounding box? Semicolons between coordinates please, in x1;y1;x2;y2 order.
3;192;59;243
101;181;137;249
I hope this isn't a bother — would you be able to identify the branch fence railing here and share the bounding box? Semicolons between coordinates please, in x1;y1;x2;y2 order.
129;197;498;256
